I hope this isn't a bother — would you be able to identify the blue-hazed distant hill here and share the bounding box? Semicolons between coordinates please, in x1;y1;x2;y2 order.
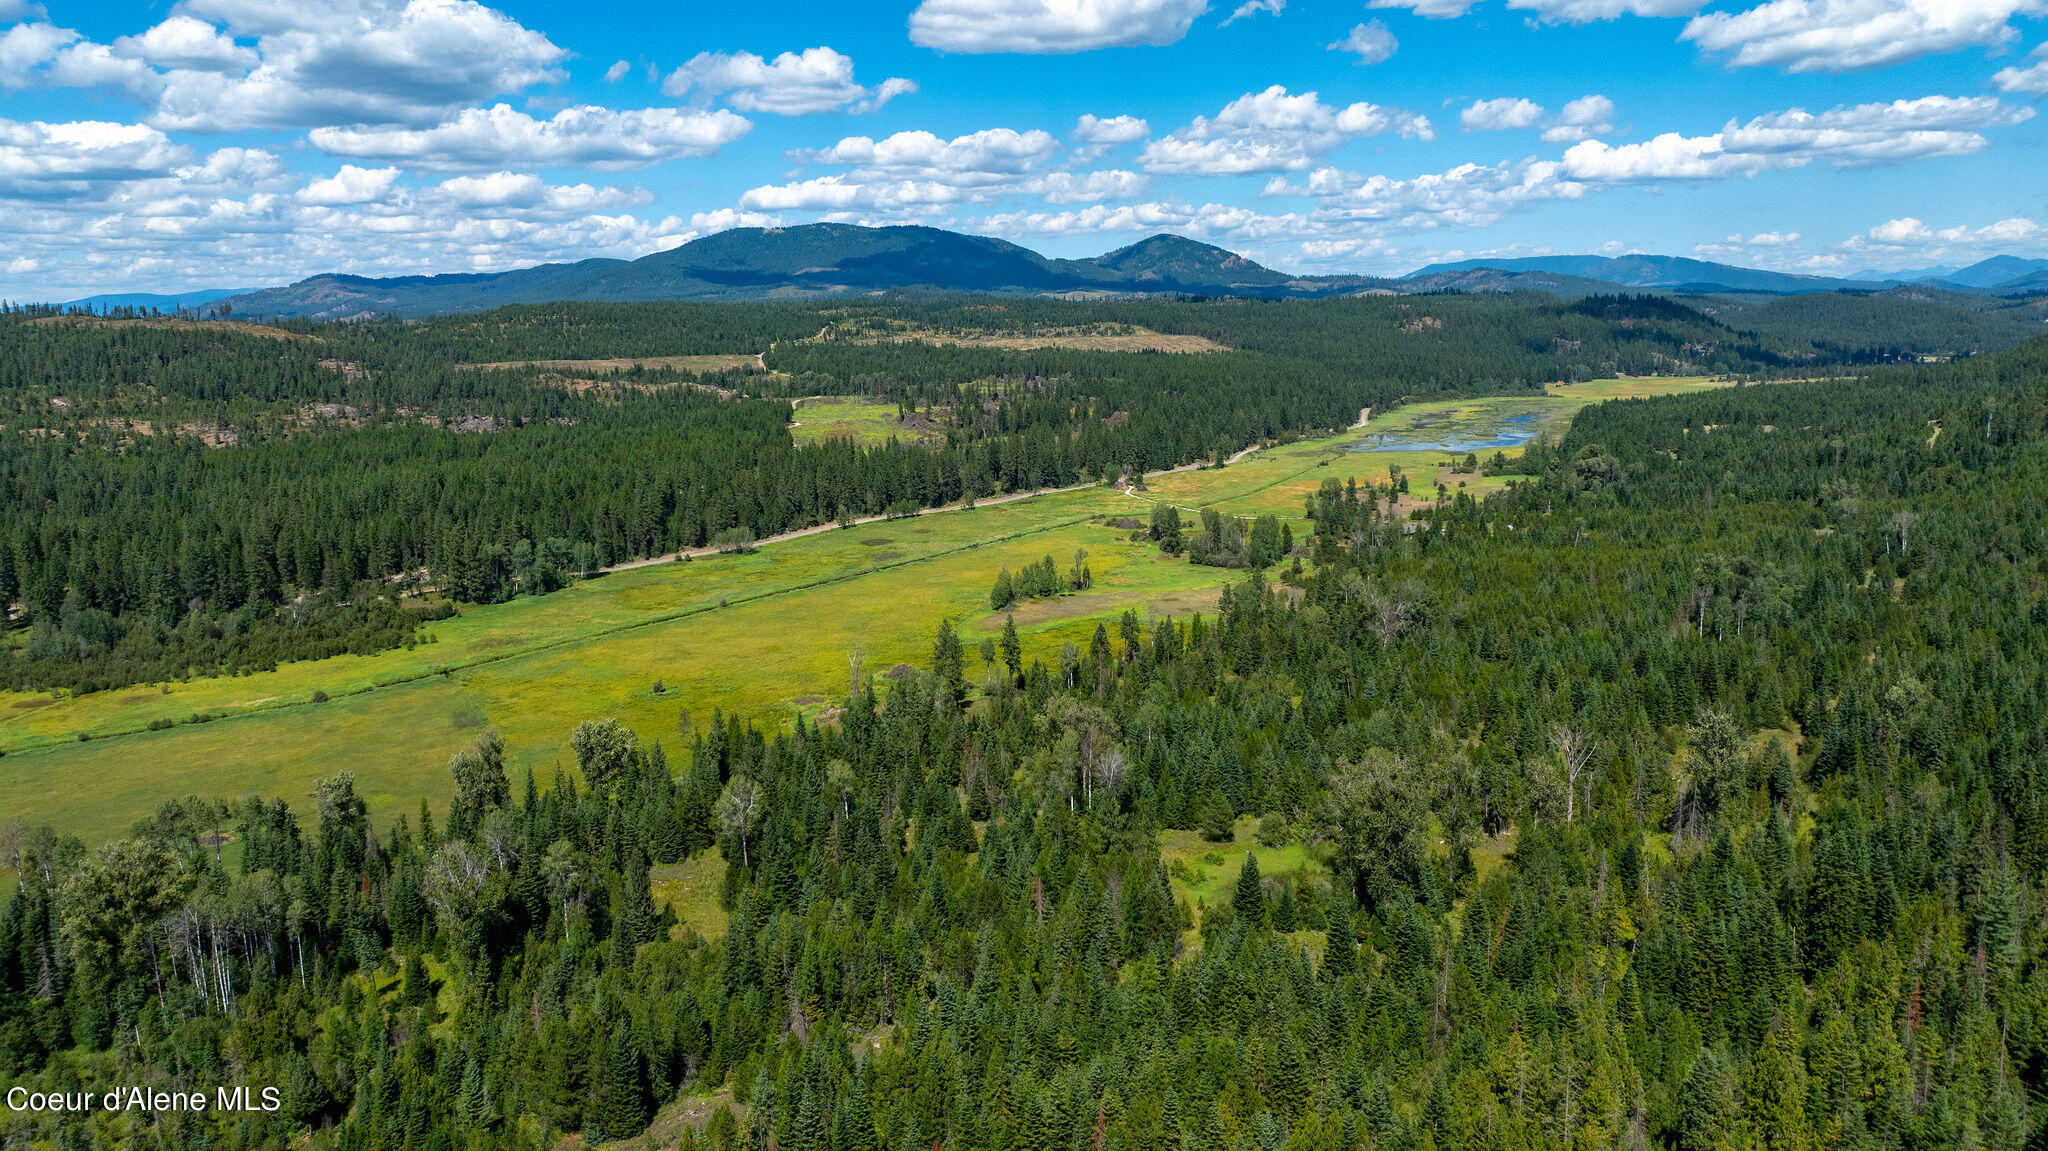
191;224;2048;320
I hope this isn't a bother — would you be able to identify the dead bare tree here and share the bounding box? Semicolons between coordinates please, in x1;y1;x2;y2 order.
1890;509;1918;555
1551;723;1595;825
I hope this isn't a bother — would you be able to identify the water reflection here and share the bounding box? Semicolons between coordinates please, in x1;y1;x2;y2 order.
1351;410;1543;453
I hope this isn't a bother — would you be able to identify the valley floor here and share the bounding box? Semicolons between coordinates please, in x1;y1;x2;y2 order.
0;378;1729;842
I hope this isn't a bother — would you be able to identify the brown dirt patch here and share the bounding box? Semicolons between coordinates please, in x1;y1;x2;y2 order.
860;538;894;546
809;322;1227;353
907;329;1225;353
11;698;51;710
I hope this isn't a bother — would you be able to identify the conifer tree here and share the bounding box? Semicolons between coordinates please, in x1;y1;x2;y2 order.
1234;853;1266;925
593;1029;645;1143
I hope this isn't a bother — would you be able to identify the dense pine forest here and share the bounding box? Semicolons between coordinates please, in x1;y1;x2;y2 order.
0;294;1816;692
5;325;2047;1150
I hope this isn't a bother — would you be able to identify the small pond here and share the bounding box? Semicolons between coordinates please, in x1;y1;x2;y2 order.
1351;410;1544;453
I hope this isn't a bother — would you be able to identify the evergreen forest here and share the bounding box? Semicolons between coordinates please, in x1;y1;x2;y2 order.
5;308;2048;1151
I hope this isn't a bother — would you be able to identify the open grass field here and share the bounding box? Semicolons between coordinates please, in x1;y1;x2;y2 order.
457;354;764;373
1544;374;1731;400
788;397;943;446
0;376;1728;844
651;853;729;941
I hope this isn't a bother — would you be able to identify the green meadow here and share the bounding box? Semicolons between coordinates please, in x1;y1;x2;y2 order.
787;396;940;446
0;379;1723;843
1158;817;1328;923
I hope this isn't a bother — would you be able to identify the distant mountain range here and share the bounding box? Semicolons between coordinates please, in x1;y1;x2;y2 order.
60;287;256;312
1410;253;1894;295
57;225;2048;321
1413;253;2048;296
210;226;1349;321
1852;255;2048;288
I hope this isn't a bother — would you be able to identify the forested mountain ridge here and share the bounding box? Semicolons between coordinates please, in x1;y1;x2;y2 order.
0;293;1809;693
213;226;1365;320
4;331;2046;1150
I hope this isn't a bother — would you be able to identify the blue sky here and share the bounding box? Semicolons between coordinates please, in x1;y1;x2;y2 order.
1;0;2044;297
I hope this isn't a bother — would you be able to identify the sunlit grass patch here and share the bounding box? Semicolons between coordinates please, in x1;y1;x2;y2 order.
788;397;942;447
652;851;729;941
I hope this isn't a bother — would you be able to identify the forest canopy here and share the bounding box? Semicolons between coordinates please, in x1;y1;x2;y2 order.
5;320;2047;1150
0;293;1829;692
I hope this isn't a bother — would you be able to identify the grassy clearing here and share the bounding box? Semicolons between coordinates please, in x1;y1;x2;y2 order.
457;354;762;373
651;852;729;941
1158;816;1328;936
1467;827;1518;887
616;1088;740;1151
788;397;942;447
1544;375;1732;401
2;377;1731;843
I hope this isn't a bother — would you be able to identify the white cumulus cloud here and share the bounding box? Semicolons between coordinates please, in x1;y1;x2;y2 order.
1328;20;1398;63
1139;86;1434;176
1560;95;2030;181
0;23;162;95
112;16;257;73
908;0;1210;53
0;117;188;196
1683;0;2046;73
1074;114;1150;144
1071;114;1150;162
1222;0;1285;24
296;164;401;205
688;207;779;232
664;47;914;116
1829;215;2042;267
1367;0;1478;18
1992;42;2048;94
797;127;1061;181
1541;94;1617;142
308;103;752;171
1462;98;1547;131
0;139;705;298
1507;0;1699;22
0;0;572;132
737;125;1143;215
428;172;647;214
1261;160;1585;228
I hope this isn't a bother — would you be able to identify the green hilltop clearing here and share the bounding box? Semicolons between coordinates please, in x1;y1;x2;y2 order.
0;378;1728;843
